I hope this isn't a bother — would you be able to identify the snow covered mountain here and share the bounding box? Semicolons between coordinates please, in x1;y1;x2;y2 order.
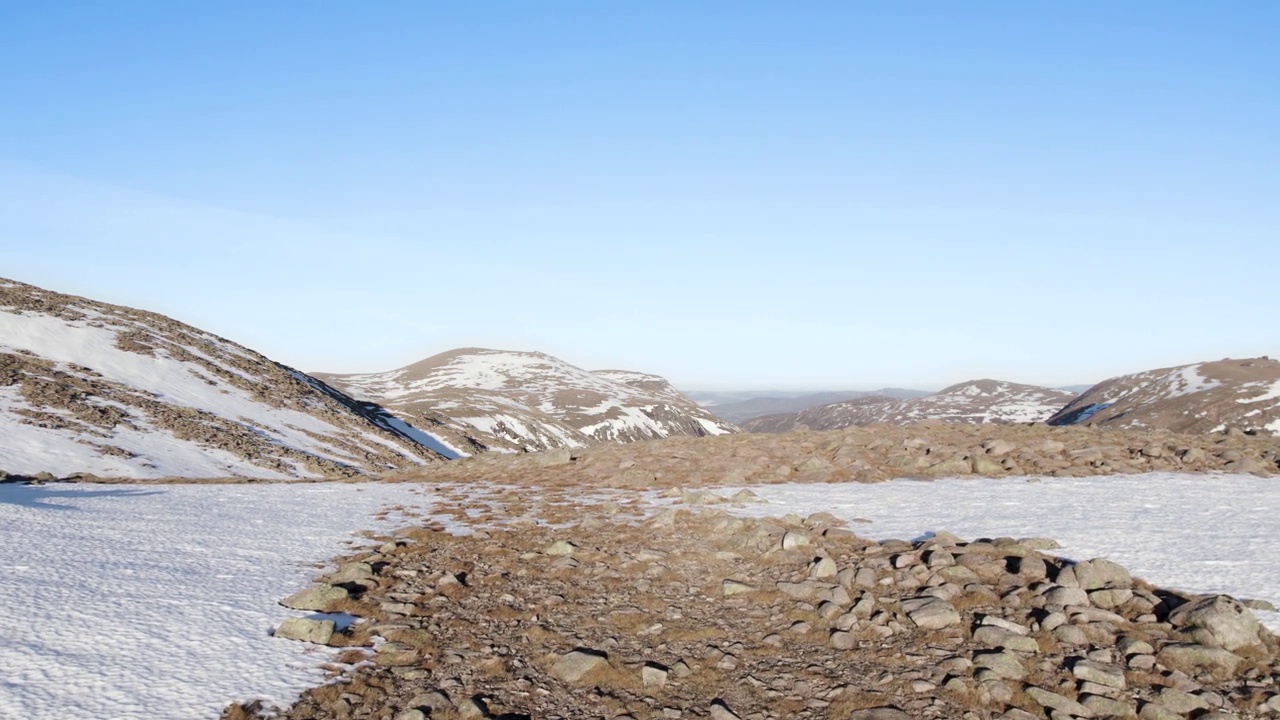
743;379;1077;433
0;278;452;480
315;348;737;453
1048;357;1280;435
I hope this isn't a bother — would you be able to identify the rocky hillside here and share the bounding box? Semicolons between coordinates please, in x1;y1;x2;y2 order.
0;278;450;480
1049;357;1280;436
744;380;1078;433
315;348;736;453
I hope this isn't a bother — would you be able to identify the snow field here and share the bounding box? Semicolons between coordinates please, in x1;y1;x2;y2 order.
0;482;453;719
723;472;1280;631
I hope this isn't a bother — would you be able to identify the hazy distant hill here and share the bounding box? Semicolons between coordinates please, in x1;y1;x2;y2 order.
0;278;449;479
744;379;1077;432
1048;357;1280;435
316;348;737;453
686;389;930;424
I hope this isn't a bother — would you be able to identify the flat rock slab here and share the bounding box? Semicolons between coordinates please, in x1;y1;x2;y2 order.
280;584;350;612
274;618;335;645
550;650;608;682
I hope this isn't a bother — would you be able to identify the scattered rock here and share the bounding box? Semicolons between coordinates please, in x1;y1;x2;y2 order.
550;649;608;682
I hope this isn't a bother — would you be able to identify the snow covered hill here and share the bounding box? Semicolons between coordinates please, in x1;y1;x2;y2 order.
743;379;1077;432
1048;357;1280;435
0;278;452;479
315;348;737;453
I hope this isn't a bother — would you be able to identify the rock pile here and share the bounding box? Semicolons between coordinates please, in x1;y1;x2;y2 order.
231;493;1280;720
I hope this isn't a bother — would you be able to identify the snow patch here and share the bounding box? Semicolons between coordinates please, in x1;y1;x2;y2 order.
0;482;453;718
1168;365;1223;398
721;473;1280;631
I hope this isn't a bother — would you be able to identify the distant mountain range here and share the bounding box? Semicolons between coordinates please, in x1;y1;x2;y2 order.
315;349;736;454
682;389;930;424
3;276;1276;480
742;379;1079;432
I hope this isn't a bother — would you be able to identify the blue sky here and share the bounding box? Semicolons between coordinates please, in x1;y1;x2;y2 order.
2;2;1276;390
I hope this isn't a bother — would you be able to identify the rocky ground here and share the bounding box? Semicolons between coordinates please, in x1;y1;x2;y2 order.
225;485;1280;720
409;423;1280;491
220;424;1280;720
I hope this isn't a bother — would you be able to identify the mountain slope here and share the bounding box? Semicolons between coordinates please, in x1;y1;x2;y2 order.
0;278;451;479
316;348;737;452
743;379;1077;433
1047;357;1280;435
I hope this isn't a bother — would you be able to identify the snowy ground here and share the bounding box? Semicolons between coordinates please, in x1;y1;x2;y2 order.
0;482;449;720
725;472;1280;631
5;473;1278;719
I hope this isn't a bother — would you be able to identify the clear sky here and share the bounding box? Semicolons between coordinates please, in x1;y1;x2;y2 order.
2;2;1276;390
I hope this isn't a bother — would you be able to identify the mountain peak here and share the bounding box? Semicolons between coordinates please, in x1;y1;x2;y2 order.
316;348;736;453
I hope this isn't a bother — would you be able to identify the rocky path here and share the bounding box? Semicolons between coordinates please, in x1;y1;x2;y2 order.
225;477;1280;720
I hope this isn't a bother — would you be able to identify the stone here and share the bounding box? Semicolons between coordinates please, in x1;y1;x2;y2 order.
984;439;1018;456
830;630;857;649
544;540;579;556
1061;559;1132;590
1080;695;1135;718
722;580;756;596
325;562;375;585
931;456;972;475
406;691;453;713
972;650;1026;680
1089;588;1133;609
1044;586;1090;607
1137;703;1181;720
901;597;961;629
1167;595;1263;650
709;700;742;720
1154;688;1209;714
974;627;1040;653
280;584;350;612
456;697;490;719
274;617;335;644
980;615;1031;635
393;711;426;720
810;556;839;578
777;581;817;599
1072;660;1126;689
375;642;420;667
1014;556;1049;582
550;650;608;682
781;531;811;550
535;448;574;466
1117;637;1154;656
971;456;1005;474
1025;686;1094;718
1156;643;1243;675
846;708;913;720
642;663;668;687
